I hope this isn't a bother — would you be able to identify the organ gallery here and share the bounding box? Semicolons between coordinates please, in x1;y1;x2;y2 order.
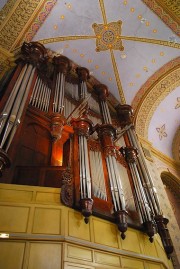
0;42;176;269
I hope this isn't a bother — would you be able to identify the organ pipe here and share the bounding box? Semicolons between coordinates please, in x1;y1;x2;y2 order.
0;64;35;151
52;56;71;115
116;104;173;256
94;84;112;124
96;123;128;239
71;115;93;223
76;67;90;100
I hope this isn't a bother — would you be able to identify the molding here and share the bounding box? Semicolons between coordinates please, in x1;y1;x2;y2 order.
29;35;180;49
99;0;107;24
37;35;96;45
151;146;180;169
110;49;126;104
120;36;180;49
138;135;180;169
0;233;170;269
142;0;180;36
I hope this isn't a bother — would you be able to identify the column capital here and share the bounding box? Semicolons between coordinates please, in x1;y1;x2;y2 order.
53;55;71;74
21;41;48;67
94;84;109;101
76;67;90;82
50;113;66;141
116;104;134;127
71;117;93;137
120;146;138;163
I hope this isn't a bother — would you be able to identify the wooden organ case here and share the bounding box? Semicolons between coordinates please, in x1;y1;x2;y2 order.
0;42;174;258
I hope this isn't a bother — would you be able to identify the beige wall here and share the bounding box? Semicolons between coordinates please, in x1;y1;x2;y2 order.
0;183;174;269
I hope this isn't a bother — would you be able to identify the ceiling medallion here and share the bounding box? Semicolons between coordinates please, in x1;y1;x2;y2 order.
92;21;124;52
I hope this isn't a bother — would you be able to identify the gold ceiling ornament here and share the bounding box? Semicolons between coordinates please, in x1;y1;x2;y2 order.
92;21;124;52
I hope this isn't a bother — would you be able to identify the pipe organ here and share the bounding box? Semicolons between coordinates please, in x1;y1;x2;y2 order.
0;42;173;258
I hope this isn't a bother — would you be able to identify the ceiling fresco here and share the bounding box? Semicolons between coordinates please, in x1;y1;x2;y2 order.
0;0;180;161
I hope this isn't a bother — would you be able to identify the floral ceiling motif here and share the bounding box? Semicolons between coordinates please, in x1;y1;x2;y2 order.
92;21;124;52
156;124;167;140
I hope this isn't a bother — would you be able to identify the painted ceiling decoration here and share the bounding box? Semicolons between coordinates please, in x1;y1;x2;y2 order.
0;0;180;162
142;0;180;36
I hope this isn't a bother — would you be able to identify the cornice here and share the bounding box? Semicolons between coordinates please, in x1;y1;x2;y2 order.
151;146;180;170
137;134;180;170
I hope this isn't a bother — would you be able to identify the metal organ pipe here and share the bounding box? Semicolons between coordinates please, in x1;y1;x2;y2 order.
96;122;128;239
116;105;174;255
0;64;35;151
128;128;161;215
71;116;93;224
53;56;71;115
29;76;51;113
0;64;28;132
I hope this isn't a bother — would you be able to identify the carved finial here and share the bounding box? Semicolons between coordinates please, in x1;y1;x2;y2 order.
94;84;109;101
76;67;90;82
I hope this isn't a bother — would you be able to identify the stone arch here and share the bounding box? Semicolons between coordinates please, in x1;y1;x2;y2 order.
132;57;180;138
161;171;180;229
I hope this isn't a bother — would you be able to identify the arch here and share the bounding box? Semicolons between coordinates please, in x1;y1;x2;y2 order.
161;171;180;230
132;57;180;138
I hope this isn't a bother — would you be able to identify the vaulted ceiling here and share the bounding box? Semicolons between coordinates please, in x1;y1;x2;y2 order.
0;0;180;161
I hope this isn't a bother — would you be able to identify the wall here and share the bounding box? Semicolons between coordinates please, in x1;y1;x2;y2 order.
0;183;174;269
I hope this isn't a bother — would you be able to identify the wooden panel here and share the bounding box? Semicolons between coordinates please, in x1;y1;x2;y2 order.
35;191;60;204
68;211;90;241
121;229;141;253
121;257;144;269
0;205;29;232
32;207;61;234
27;242;61;269
94;251;120;266
0;188;33;202
67;245;93;262
92;218;118;248
64;262;94;269
0;241;25;269
141;234;158;257
145;262;162;269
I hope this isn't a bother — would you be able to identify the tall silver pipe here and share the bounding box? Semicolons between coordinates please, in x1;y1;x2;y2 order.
5;67;36;151
106;156;118;211
111;155;126;210
127;128;161;215
83;136;91;198
0;64;28;132
29;76;38;104
31;77;41;106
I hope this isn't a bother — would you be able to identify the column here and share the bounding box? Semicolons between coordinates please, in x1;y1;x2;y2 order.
71;115;93;224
